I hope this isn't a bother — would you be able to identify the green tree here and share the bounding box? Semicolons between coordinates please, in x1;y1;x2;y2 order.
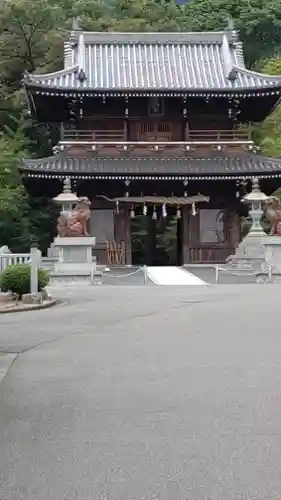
254;56;281;157
0;130;30;251
175;0;281;66
0;129;58;252
27;197;59;254
0;0;66;80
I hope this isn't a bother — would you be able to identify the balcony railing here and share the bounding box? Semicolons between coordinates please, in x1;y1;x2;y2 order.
63;130;125;141
186;130;252;141
58;129;254;155
61;129;252;144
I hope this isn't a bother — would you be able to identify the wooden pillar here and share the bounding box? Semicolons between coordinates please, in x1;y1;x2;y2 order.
144;216;153;266
182;97;187;141
114;208;132;265
177;216;183;265
124;120;128;141
124;209;132;265
60;122;64;140
114;210;122;243
226;209;241;250
181;206;190;264
181;207;201;264
124;97;129;140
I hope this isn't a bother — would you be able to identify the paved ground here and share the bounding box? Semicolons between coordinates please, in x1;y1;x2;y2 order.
1;284;281;500
50;267;155;287
49;266;265;287
98;266;264;286
99;266;263;285
99;267;155;286
184;265;260;284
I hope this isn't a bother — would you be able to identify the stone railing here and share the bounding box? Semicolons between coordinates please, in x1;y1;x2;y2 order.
0;246;42;294
0;248;32;272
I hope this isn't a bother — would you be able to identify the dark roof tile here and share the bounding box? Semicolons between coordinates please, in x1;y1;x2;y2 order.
21;153;281;178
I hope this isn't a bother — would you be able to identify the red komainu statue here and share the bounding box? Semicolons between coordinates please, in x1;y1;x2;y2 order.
264;197;281;236
57;197;91;237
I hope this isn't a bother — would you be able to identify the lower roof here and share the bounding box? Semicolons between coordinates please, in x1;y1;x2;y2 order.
21;153;281;180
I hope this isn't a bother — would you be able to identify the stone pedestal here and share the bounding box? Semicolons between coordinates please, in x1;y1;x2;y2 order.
263;236;281;275
53;237;96;274
227;230;266;270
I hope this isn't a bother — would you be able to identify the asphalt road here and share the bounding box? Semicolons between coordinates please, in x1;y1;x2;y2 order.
184;265;261;284
1;284;281;500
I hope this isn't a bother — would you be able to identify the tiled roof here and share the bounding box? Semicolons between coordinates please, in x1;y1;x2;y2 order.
21;153;281;179
23;30;281;92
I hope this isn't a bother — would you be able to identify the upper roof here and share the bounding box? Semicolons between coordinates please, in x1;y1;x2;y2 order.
23;23;281;94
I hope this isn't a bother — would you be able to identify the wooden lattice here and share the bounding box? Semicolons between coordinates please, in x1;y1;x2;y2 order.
106;241;126;266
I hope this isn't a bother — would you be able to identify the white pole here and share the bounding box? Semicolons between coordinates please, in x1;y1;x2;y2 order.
30;246;38;295
215;264;219;284
268;265;273;284
143;265;147;284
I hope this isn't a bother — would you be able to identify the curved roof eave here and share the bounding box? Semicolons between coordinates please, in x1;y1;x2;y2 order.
235;65;281;83
20;152;281;178
23;81;281;95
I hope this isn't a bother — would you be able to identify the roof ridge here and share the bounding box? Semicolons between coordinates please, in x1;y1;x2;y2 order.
234;65;281;82
28;65;78;80
74;31;231;45
78;30;228;35
233;40;245;68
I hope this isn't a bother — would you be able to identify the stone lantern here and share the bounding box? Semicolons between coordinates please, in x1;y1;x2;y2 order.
53;177;78;217
243;177;268;237
227;177;268;269
51;177;96;280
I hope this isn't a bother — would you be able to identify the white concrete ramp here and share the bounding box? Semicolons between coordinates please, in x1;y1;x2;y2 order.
147;266;206;285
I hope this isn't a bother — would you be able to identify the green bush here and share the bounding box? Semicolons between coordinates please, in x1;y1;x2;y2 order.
0;264;49;297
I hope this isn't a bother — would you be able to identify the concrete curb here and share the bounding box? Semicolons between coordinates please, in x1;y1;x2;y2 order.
0;354;18;385
0;299;58;314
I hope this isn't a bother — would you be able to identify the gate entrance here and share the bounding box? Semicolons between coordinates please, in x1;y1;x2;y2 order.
102;193;210;266
131;212;183;266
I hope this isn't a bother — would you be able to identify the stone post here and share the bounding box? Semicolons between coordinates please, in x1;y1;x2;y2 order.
30;246;39;295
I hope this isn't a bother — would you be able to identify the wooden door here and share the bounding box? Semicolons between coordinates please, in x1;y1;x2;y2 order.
136;121;173;141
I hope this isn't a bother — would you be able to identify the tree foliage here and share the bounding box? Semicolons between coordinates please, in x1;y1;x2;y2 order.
0;263;50;297
253;56;281;157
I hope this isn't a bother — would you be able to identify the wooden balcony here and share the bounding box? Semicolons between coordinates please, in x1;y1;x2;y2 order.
186;130;252;142
63;130;125;141
62;128;251;143
58;129;254;156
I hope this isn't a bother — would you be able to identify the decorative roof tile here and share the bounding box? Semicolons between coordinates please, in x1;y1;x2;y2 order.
21;153;281;178
23;30;281;92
